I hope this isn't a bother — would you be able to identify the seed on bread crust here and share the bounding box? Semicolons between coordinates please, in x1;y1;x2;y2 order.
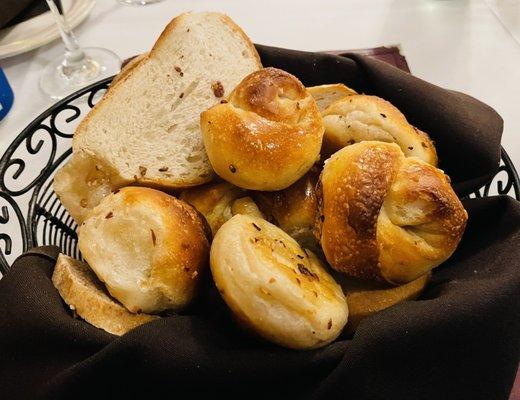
150;229;156;246
211;81;224;98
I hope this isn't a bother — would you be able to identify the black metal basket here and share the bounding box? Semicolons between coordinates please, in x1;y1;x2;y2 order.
0;77;519;274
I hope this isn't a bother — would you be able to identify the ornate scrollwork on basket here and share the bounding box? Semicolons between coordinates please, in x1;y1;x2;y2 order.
0;77;111;274
0;125;57;197
0;191;27;274
467;149;520;199
0;76;518;275
49;105;81;139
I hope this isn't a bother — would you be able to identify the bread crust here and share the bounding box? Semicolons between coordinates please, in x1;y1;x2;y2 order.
316;141;467;284
181;182;265;235
52;254;158;336
252;168;320;252
339;273;430;333
218;14;262;68
111;53;148;86
201;68;324;191
180;181;246;234
254;170;319;231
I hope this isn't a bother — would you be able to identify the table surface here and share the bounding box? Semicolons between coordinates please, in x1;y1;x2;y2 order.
0;1;518;397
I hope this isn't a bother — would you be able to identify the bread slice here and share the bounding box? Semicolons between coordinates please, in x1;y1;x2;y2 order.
54;55;149;225
72;12;261;190
307;83;357;113
52;253;158;336
111;52;148;86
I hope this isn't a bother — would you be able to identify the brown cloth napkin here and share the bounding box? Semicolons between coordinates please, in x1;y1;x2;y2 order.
0;46;517;400
0;0;62;30
327;46;411;73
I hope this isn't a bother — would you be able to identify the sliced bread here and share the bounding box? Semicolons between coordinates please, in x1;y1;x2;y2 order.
52;253;158;336
111;52;148;86
72;12;261;189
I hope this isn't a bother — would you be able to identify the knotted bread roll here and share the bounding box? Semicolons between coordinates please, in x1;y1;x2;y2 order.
322;95;438;164
315;141;467;285
201;67;324;191
79;187;211;314
211;214;348;349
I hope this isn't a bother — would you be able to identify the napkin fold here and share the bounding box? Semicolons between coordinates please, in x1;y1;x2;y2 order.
0;0;62;30
0;47;517;400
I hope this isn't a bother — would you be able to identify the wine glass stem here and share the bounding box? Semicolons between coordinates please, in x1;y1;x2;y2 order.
45;0;86;71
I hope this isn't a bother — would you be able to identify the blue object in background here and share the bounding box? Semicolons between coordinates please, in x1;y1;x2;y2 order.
0;67;14;121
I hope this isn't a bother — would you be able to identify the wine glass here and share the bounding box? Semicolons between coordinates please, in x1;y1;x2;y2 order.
40;0;122;100
118;0;164;5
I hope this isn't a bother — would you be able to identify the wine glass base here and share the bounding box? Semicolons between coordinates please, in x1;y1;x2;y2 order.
40;47;121;100
118;0;164;5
